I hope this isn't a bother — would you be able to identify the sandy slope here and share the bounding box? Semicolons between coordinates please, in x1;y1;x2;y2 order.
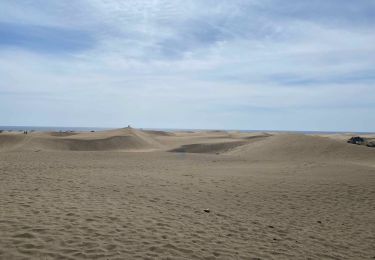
229;134;375;163
0;129;374;259
0;128;163;152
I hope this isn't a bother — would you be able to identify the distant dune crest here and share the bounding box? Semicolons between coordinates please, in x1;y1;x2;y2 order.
0;128;164;152
0;129;374;166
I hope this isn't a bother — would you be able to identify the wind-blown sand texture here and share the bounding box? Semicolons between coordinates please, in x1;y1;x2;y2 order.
1;128;374;259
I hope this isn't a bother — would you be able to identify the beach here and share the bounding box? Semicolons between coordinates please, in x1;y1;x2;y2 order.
1;128;375;259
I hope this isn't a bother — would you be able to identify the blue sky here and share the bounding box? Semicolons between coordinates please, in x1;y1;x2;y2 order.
0;0;374;131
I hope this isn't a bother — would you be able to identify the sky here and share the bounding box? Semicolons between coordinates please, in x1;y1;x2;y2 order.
0;0;374;131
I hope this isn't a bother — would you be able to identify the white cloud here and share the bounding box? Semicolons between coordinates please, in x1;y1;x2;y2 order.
0;0;374;130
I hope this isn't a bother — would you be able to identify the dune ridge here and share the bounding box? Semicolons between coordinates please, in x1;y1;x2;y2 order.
0;128;163;151
1;130;374;162
228;133;375;163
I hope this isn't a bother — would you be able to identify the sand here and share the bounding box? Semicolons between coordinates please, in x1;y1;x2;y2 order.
0;129;374;259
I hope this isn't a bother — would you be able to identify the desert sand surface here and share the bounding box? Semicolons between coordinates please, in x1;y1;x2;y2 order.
1;128;375;259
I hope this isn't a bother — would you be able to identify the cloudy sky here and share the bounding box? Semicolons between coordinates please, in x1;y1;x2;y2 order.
0;0;374;131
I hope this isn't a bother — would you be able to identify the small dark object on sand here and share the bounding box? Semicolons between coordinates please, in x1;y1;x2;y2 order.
203;209;210;213
317;221;322;224
347;136;365;145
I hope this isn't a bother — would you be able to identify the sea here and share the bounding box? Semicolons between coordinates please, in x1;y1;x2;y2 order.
0;126;373;135
0;126;109;132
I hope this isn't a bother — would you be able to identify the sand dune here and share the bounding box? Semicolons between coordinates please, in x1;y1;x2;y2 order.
0;128;163;151
0;134;28;150
1;129;375;259
167;132;271;154
229;133;375;163
2;130;374;160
